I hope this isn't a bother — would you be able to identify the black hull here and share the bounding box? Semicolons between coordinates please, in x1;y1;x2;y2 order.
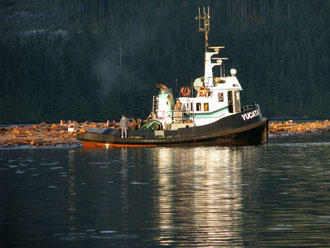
77;106;268;147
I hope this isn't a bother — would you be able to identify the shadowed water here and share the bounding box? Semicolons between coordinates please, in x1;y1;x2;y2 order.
0;134;329;247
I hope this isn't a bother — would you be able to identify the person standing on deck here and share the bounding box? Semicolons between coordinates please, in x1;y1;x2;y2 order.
120;114;129;138
174;100;183;122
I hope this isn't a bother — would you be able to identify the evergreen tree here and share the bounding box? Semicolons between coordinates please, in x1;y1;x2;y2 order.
0;0;329;123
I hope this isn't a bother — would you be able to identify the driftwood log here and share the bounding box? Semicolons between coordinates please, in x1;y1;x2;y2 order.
0;121;109;148
268;120;330;135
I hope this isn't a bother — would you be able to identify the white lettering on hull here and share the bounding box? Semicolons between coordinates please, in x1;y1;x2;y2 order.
241;109;260;121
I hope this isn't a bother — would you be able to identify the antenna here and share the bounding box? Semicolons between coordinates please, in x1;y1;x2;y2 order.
196;6;210;52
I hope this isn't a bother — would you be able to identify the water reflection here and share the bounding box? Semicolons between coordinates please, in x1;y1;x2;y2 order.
67;150;77;229
151;146;260;247
1;140;329;247
120;147;129;232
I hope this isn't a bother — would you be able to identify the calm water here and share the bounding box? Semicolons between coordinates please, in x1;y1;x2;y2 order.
1;134;330;248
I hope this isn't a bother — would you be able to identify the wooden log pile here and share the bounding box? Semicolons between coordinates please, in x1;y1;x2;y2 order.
0;121;110;148
268;120;330;135
0;120;329;148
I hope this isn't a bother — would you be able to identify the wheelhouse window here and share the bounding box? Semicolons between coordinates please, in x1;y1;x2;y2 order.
204;103;209;111
182;102;188;111
218;92;224;102
196;103;201;111
236;92;240;101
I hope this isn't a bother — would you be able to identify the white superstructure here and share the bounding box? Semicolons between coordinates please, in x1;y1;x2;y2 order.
152;7;244;129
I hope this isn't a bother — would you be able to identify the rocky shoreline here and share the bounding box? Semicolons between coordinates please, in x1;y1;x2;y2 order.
0;120;329;148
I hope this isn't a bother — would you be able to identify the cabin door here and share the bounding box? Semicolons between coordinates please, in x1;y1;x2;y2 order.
233;91;241;113
228;91;233;113
228;91;241;113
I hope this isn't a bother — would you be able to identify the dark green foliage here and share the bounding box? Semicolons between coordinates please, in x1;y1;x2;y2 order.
0;0;329;123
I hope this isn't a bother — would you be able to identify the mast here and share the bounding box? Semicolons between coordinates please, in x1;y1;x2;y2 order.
195;6;210;52
196;7;227;87
196;7;213;86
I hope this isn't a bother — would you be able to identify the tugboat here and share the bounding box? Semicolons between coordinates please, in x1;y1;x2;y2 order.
77;7;268;148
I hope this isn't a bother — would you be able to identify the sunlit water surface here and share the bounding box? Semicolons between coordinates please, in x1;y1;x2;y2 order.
1;134;330;247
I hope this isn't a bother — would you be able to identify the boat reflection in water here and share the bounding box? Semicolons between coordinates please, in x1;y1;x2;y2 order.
151;146;259;247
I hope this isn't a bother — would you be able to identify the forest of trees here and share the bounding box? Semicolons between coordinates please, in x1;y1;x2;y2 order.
0;0;329;123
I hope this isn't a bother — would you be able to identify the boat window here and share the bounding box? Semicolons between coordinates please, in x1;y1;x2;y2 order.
204;103;209;111
196;103;201;111
191;103;193;112
236;91;240;101
182;103;187;111
218;92;224;102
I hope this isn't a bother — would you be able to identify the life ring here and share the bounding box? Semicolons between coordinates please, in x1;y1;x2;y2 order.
148;121;163;130
198;86;207;96
180;87;190;97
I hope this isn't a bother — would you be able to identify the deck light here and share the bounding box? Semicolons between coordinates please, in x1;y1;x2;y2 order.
230;68;237;76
